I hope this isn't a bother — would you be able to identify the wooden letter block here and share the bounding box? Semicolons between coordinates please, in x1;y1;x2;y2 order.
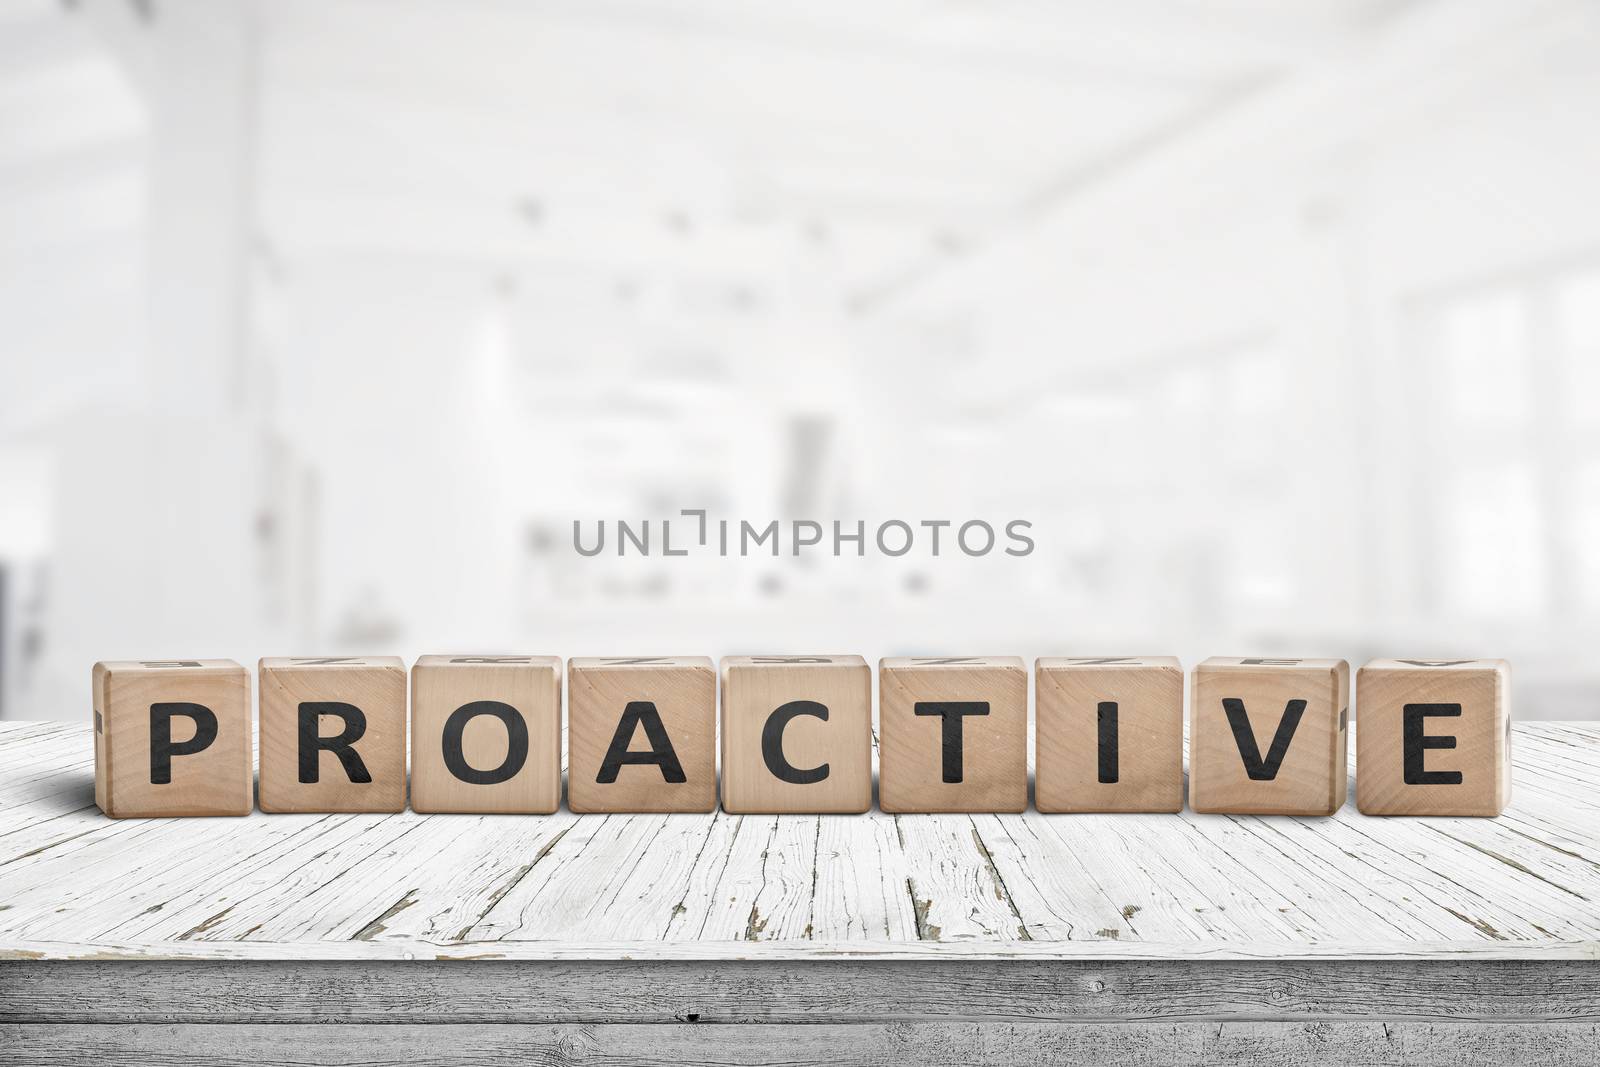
720;655;871;814
879;656;1027;813
1035;656;1183;813
258;657;407;813
1190;657;1349;815
1356;658;1511;817
567;657;715;813
92;659;252;818
411;655;562;814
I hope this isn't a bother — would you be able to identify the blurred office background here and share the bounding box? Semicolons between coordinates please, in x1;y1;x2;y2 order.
1;0;1597;721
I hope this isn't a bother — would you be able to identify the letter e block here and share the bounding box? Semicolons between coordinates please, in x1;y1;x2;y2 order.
720;655;871;814
258;657;407;813
411;655;562;814
1190;657;1349;815
1356;658;1511;816
879;657;1027;813
567;657;715;813
1035;657;1183;813
92;659;252;818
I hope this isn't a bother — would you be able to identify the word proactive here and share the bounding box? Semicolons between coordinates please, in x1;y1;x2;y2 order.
90;655;1511;820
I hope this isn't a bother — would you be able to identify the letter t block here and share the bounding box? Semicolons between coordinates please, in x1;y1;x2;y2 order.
879;656;1027;813
1356;659;1511;816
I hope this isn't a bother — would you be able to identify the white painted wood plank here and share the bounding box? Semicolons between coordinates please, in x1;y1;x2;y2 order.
810;812;918;941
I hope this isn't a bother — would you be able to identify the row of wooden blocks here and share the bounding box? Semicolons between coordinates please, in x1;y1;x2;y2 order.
91;655;1511;819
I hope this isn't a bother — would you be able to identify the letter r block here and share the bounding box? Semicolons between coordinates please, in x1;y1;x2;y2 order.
567;657;716;813
1035;657;1183;813
1356;659;1511;816
1190;657;1349;815
92;659;252;818
879;657;1027;813
258;657;407;813
410;655;562;814
719;656;871;814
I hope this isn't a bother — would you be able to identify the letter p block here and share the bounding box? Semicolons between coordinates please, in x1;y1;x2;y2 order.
93;659;252;817
720;656;871;813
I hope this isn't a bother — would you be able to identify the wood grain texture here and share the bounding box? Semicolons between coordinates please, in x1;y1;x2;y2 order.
566;657;716;813
878;657;1028;813
719;656;871;814
1035;657;1183;813
1357;658;1511;816
91;660;252;818
1190;657;1349;815
257;657;407;813
410;655;562;814
2;721;1600;963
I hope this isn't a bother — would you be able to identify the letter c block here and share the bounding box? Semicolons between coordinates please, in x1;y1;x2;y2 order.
92;659;252;818
719;656;871;813
258;657;407;813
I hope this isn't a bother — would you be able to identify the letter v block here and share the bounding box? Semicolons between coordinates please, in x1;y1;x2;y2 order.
720;656;871;813
1356;659;1511;816
1190;657;1350;815
879;657;1027;813
411;656;562;814
93;659;252;817
567;657;716;813
259;657;407;813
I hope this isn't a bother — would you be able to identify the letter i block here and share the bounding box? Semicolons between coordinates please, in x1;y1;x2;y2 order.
92;660;252;818
567;657;716;813
1356;659;1511;816
1035;657;1183;813
258;657;407;813
879;657;1027;813
720;656;871;814
411;656;562;814
1190;657;1350;815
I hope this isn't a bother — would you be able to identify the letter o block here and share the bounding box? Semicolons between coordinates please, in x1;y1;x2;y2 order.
410;656;562;814
1190;657;1349;815
567;657;716;813
1356;659;1511;816
719;656;871;813
258;657;407;813
879;657;1027;813
92;659;252;818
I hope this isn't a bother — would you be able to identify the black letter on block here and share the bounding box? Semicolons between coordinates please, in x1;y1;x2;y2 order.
298;702;371;784
1098;701;1120;784
915;702;989;784
442;701;529;785
762;701;829;784
1403;703;1463;785
149;703;218;785
1223;698;1306;781
597;701;686;784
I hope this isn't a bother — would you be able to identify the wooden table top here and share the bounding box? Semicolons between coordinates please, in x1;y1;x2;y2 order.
1;720;1595;962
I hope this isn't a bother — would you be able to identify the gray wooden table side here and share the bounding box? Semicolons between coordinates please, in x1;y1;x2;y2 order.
1;720;1597;1065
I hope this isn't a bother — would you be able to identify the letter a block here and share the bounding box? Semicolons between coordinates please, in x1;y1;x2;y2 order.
1035;657;1183;813
720;655;871;814
259;657;407;813
567;657;716;813
1190;657;1349;815
1356;659;1511;816
879;657;1027;813
92;659;252;818
411;656;562;814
